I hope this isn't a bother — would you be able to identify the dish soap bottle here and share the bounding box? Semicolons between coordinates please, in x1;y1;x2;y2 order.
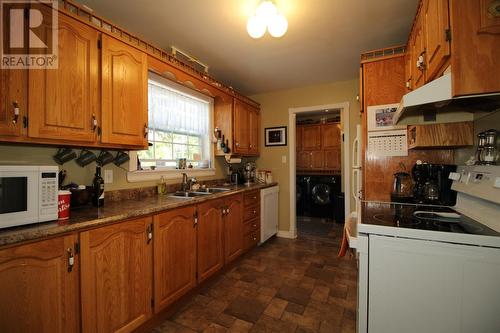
92;166;105;207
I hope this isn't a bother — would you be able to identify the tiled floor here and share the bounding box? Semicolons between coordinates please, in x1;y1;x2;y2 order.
150;223;357;333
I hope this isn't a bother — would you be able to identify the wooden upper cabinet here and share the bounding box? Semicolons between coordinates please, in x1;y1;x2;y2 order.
101;35;148;148
363;56;406;107
80;217;152;333
224;194;244;264
324;149;341;170
405;49;413;92
0;69;26;137
28;12;99;143
321;123;341;149
297;150;310;170
450;0;500;96
249;107;260;155
310;151;324;169
153;207;196;313
424;0;450;80
296;126;303;150
413;16;426;89
302;125;321;150
233;99;250;154
197;199;224;283
0;235;79;333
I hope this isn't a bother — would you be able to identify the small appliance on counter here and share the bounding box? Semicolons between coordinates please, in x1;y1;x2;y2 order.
0;165;59;228
411;161;457;205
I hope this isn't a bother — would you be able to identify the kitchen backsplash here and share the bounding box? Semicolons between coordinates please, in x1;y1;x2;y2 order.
0;144;230;191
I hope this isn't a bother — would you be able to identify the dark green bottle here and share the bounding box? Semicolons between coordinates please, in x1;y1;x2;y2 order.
92;166;105;207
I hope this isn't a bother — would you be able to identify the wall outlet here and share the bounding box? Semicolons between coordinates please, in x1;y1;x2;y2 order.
104;169;113;184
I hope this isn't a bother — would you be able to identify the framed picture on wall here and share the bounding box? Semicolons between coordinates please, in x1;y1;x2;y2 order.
265;127;287;146
367;103;405;131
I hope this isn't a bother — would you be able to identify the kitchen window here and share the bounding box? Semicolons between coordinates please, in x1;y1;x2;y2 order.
128;72;215;182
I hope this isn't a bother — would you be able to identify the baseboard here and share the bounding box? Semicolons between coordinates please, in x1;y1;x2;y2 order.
277;230;297;239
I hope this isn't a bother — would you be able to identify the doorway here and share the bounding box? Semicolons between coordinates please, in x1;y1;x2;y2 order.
288;102;350;239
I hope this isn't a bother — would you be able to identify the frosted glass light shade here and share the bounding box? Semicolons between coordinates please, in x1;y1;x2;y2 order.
268;14;288;38
255;1;278;22
247;15;266;39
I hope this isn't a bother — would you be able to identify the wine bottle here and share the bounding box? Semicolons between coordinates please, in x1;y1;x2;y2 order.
92;166;105;207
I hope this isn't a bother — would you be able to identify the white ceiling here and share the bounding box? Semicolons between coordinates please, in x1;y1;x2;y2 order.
75;0;419;95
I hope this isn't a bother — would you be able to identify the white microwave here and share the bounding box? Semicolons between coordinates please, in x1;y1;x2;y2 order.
0;165;59;229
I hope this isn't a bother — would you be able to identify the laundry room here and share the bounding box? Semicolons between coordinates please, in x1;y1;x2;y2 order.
295;108;345;238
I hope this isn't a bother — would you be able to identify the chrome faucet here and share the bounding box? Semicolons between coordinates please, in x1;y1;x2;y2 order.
181;173;189;192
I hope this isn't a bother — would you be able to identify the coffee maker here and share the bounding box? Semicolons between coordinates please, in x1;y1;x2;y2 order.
411;161;457;205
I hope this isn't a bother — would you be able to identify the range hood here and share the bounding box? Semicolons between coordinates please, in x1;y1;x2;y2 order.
394;73;500;124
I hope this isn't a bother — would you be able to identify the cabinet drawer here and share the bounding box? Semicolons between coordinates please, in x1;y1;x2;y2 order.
244;190;260;207
244;205;260;221
243;229;260;251
244;218;260;234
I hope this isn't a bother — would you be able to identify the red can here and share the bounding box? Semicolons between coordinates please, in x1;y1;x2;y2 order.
58;190;71;220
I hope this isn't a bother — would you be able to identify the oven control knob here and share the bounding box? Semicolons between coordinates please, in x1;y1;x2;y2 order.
448;172;461;181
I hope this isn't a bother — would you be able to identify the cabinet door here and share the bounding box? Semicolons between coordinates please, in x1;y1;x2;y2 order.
321;123;341;149
424;0;450;80
249;107;260;155
101;35;148;147
28;12;99;142
297;151;311;170
311;151;324;169
0;235;79;333
81;217;153;333
302;125;321;150
197;199;224;283
296;126;303;150
233;99;250;154
413;16;426;89
153;206;196;313
324;149;341;170
224;194;244;264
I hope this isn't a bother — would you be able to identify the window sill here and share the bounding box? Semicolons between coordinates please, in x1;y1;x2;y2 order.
127;168;216;183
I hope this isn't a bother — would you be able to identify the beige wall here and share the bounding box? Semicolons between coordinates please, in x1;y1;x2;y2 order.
0;144;228;191
251;79;361;233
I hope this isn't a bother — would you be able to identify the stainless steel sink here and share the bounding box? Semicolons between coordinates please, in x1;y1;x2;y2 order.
170;191;212;198
194;187;231;194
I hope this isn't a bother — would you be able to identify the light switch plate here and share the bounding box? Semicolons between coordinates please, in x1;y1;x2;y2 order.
282;155;287;164
104;169;113;184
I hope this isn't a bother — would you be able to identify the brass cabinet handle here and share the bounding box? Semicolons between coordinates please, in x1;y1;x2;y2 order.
147;224;153;244
235;142;239;147
12;101;19;124
253;210;256;214
92;113;97;131
67;248;74;272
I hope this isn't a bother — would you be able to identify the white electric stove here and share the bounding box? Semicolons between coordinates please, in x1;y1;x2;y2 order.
354;165;500;333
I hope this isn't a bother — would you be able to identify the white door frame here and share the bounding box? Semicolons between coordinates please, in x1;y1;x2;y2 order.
287;102;350;239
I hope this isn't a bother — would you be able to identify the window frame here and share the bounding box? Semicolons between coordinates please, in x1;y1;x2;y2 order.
127;72;215;183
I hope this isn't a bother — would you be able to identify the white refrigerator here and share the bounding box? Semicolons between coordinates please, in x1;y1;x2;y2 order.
347;124;362;246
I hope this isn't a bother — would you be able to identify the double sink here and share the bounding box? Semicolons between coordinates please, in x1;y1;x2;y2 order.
171;187;231;199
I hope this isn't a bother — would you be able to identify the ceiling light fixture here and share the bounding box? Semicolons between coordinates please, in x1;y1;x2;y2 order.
247;1;288;39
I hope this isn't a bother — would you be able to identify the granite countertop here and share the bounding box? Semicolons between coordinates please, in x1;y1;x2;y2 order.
0;182;278;247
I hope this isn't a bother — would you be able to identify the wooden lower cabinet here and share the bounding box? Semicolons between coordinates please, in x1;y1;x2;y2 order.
224;194;244;264
153;207;197;313
0;235;80;333
80;217;153;333
197;199;225;283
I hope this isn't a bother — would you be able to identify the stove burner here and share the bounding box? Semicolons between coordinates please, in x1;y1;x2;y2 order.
373;214;422;227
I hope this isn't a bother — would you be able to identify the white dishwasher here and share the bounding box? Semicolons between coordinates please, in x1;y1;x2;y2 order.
260;185;279;243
